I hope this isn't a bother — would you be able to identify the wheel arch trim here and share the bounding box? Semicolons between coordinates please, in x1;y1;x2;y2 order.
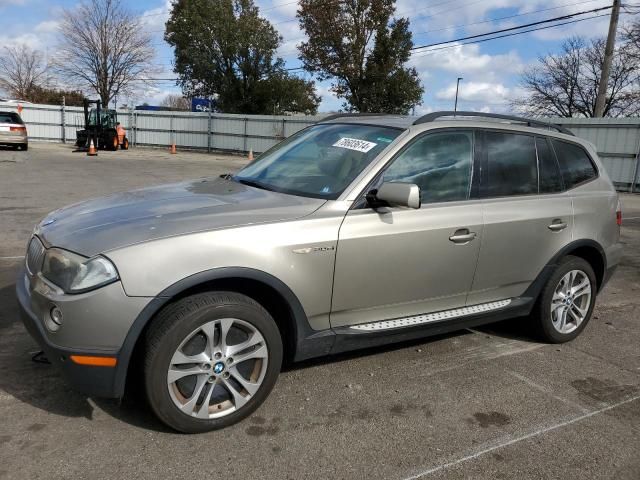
522;238;607;303
112;267;322;397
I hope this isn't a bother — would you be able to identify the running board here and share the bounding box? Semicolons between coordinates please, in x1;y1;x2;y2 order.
349;299;512;331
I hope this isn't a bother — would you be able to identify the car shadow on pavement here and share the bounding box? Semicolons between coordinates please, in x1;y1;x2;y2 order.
285;316;539;373
0;282;175;432
0;279;540;433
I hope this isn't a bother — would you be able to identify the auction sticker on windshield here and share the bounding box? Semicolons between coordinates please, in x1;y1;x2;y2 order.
332;137;377;153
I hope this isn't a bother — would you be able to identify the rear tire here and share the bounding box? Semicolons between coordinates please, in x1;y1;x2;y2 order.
532;255;596;343
144;292;283;433
122;137;129;150
111;136;119;151
20;143;28;151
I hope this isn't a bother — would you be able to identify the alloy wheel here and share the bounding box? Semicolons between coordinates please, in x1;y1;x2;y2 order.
550;269;592;334
167;318;268;419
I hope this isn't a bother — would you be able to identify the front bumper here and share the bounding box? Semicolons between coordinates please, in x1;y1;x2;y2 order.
16;267;149;398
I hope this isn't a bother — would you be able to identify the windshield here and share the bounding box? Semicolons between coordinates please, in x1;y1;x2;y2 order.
234;123;402;199
88;109;116;128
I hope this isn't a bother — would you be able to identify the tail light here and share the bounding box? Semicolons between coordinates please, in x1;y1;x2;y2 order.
616;201;622;226
10;126;26;132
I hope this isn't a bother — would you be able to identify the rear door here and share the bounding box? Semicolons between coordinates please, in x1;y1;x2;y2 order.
467;131;573;305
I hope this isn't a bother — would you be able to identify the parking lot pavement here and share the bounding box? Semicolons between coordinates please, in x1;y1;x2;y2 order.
1;143;639;479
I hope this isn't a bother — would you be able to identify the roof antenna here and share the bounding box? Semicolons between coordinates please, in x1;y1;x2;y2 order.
454;77;463;118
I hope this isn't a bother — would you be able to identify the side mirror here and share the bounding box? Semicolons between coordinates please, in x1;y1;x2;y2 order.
368;182;421;209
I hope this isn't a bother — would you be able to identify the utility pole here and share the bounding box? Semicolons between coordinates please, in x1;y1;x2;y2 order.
595;0;621;117
454;77;463;114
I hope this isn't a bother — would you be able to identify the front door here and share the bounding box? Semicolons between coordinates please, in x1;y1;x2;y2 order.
330;130;483;328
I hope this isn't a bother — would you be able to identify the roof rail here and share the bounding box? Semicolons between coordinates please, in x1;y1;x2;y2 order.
413;111;574;136
320;112;387;122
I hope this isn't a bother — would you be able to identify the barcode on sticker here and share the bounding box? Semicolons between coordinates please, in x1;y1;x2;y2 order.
332;137;377;153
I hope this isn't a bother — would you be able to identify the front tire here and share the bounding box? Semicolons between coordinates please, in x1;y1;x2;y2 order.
144;292;283;433
532;255;596;343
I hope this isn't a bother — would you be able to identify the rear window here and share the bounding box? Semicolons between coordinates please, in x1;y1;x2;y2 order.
551;140;597;189
0;112;23;124
485;131;538;197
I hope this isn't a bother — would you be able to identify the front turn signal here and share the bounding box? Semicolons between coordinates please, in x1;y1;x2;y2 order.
70;355;117;367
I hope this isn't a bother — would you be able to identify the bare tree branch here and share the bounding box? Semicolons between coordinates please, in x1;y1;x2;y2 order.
53;0;157;107
512;36;640;118
0;45;51;100
160;94;191;110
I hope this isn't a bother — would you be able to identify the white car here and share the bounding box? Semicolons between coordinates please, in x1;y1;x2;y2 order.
0;111;28;150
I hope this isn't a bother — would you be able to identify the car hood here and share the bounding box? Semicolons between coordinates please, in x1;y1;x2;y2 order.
35;177;326;256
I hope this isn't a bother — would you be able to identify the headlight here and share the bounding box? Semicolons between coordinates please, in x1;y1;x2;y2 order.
41;248;118;294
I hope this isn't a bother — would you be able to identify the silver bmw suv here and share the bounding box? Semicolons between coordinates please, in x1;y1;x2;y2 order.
17;112;622;433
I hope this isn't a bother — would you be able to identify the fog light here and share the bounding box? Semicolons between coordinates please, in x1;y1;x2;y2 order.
50;307;63;325
45;306;63;332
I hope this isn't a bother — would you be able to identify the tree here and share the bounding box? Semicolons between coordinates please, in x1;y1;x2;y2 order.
0;45;50;100
55;0;156;108
165;0;320;115
297;0;423;113
512;37;640;118
623;19;640;61
30;86;85;106
161;94;191;110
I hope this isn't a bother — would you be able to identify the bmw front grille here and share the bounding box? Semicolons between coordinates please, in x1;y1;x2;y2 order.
26;236;45;275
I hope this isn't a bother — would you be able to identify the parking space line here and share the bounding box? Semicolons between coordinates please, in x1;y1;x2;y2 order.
507;370;590;413
402;394;640;479
0;256;24;260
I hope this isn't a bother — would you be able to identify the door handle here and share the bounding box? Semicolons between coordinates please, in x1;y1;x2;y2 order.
548;220;568;232
449;228;477;244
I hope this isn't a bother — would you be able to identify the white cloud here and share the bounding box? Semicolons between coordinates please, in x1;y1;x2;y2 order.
435;80;513;105
34;20;59;33
140;0;173;30
0;0;25;9
410;43;523;77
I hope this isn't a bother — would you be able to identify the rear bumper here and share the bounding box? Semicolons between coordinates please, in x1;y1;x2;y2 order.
16;267;122;398
0;133;27;145
602;241;623;290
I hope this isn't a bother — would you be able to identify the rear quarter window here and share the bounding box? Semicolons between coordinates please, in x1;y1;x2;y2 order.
551;139;597;189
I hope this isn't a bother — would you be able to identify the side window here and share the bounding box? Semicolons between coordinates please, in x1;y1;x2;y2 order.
537;137;563;193
383;131;473;204
551;139;597;189
485;131;537;197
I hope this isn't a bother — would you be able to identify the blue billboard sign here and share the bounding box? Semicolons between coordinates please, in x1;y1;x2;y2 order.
192;98;213;112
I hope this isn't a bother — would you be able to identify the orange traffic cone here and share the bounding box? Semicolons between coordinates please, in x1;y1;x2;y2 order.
248;149;254;161
169;142;177;154
87;138;97;156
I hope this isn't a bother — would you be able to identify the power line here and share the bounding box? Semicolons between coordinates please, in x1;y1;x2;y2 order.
410;13;611;58
411;5;613;52
412;0;604;36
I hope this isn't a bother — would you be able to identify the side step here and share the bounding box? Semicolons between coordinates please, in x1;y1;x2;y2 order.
349;299;512;332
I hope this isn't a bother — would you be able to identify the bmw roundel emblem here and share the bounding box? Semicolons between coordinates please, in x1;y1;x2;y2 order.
213;362;225;374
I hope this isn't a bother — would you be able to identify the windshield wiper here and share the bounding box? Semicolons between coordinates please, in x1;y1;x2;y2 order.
233;177;273;192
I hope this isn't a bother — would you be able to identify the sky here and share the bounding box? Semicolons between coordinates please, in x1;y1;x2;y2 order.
0;0;633;113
